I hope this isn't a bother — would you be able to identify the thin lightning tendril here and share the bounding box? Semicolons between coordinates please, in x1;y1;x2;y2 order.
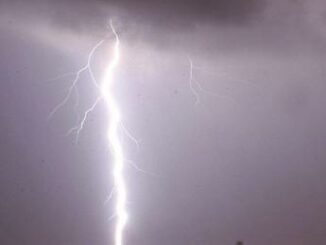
48;40;104;119
124;158;157;177
104;186;116;205
188;57;236;105
45;71;76;83
120;123;141;150
67;96;102;142
188;57;201;105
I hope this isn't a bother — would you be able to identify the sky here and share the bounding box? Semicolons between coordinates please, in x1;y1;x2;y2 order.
1;0;326;244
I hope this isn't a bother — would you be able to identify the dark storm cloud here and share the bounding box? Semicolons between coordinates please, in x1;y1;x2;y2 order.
41;0;263;28
103;0;262;28
0;0;267;57
2;0;325;54
1;0;263;36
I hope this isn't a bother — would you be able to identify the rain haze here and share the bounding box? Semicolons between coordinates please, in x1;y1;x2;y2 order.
1;0;326;244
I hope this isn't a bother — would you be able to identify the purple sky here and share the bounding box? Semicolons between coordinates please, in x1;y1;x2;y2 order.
1;0;326;244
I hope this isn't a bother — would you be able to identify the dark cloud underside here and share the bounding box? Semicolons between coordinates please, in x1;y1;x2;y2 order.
35;0;262;31
105;0;262;27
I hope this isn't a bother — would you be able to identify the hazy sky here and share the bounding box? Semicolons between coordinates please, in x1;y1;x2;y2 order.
1;1;326;244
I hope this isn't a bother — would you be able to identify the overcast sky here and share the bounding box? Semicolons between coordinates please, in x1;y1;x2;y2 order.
1;1;326;244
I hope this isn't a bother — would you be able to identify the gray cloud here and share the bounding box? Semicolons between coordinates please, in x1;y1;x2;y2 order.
104;0;262;28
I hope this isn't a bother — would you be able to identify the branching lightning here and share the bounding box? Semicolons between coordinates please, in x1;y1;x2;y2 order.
49;20;232;245
49;20;128;245
48;39;104;120
48;24;236;245
100;20;127;245
67;96;102;142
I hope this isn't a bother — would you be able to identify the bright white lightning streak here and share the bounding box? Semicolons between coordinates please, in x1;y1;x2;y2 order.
49;21;130;245
101;21;127;245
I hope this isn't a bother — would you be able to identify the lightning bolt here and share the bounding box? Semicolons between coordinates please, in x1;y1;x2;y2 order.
49;20;128;245
48;26;234;245
100;20;128;245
